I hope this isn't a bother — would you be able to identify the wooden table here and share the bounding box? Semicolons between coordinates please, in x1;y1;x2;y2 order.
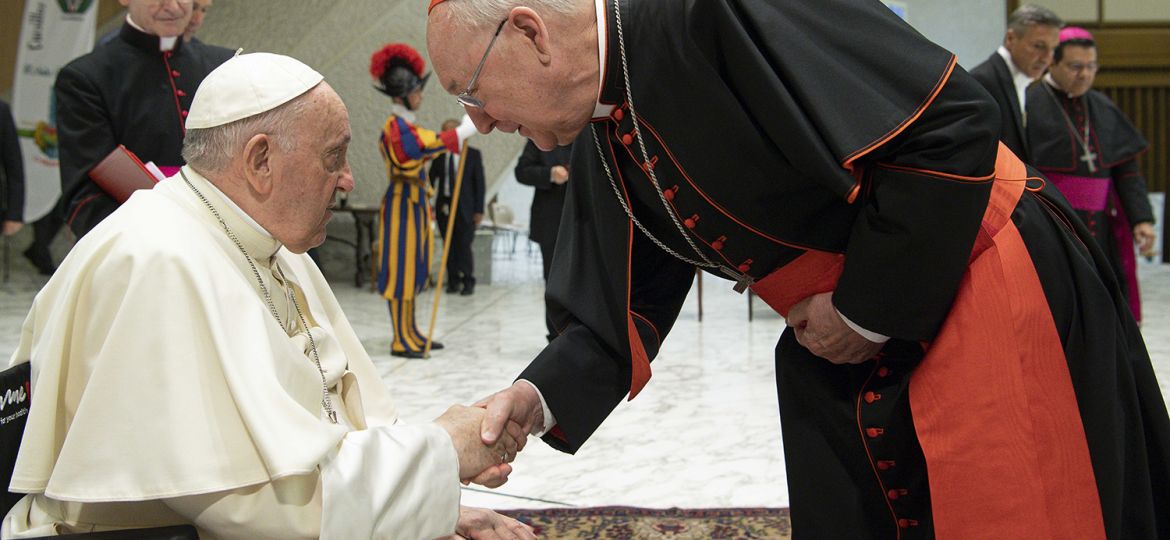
331;205;380;289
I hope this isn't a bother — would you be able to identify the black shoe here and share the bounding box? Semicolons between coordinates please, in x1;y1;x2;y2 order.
23;248;56;275
390;349;426;359
446;283;461;294
428;341;445;350
460;282;475;296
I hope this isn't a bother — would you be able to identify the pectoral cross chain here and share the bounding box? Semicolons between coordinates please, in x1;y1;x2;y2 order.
1080;148;1098;174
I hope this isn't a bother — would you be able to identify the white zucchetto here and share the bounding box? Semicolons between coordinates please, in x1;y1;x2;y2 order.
185;52;324;129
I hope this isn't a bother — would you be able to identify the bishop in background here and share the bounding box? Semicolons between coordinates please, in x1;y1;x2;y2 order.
1027;27;1157;324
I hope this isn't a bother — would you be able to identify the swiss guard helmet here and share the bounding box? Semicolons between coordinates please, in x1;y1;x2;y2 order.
369;43;431;108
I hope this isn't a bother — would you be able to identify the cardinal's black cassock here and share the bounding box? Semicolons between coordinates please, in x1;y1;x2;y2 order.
517;1;1170;538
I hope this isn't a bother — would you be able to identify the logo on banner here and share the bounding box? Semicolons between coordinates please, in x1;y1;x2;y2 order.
15;0;97;220
16;97;59;160
18;3;61;160
56;0;95;14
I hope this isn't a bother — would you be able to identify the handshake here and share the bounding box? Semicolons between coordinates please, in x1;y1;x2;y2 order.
433;381;545;487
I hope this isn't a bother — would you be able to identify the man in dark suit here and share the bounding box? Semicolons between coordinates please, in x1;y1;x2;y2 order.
513;140;571;342
970;3;1062;162
429;119;486;295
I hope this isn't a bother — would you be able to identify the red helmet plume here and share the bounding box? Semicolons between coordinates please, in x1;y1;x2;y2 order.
369;43;426;81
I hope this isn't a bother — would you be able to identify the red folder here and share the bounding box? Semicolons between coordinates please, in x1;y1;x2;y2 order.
89;145;159;203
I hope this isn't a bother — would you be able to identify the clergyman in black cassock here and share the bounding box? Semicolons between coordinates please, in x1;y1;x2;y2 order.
1026;28;1157;324
426;1;1170;538
55;9;232;238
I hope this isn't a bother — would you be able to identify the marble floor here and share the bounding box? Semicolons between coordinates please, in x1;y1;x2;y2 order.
1;239;1168;512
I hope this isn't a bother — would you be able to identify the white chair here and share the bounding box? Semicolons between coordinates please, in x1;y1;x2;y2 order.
488;202;521;254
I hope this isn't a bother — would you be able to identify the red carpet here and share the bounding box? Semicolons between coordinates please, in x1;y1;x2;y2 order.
499;506;791;539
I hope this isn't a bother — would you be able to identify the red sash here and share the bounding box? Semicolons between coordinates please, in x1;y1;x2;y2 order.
750;144;1105;539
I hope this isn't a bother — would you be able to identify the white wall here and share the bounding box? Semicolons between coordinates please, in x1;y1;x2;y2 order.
894;0;1007;70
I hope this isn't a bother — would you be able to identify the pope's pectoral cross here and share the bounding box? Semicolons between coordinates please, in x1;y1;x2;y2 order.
1081;149;1098;174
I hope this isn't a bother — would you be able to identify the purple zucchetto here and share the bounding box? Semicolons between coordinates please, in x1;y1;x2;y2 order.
1059;26;1095;43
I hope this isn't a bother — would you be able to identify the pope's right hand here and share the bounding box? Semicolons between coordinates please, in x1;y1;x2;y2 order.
434;404;519;487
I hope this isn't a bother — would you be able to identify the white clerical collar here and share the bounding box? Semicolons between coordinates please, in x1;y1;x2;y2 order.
392;103;416;123
126;14;178;51
1043;72;1077;99
182;166;281;259
591;0;614;119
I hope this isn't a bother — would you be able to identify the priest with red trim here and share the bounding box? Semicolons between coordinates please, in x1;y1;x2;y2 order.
427;0;1170;538
56;0;234;238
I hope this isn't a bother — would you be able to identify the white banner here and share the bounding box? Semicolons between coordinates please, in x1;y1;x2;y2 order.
12;0;98;222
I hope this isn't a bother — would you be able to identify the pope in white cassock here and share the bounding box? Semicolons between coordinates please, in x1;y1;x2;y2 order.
2;53;535;540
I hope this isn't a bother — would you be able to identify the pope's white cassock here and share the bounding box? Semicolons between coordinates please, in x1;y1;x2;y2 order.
3;163;461;538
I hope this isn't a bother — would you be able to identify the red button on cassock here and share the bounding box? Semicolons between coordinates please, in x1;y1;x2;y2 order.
663;189;675;202
864;391;881;404
877;460;896;471
711;239;724;251
180;110;188;117
684;218;696;229
866;427;884;438
737;263;750;273
887;489;907;500
878;367;890;377
171;70;180;77
177;89;187;97
898;519;919;528
612;109;624;121
621;134;633;145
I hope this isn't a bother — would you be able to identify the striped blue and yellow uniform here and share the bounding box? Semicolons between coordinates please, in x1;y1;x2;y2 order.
376;113;459;354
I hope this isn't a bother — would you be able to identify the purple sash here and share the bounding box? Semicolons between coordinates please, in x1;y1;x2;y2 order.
1047;173;1109;212
1046;172;1141;322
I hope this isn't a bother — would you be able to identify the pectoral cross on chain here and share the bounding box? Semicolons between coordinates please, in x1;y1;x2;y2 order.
1081;149;1098;174
721;266;755;294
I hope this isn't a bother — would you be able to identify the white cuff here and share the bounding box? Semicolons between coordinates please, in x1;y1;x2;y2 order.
836;309;890;343
516;379;556;437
